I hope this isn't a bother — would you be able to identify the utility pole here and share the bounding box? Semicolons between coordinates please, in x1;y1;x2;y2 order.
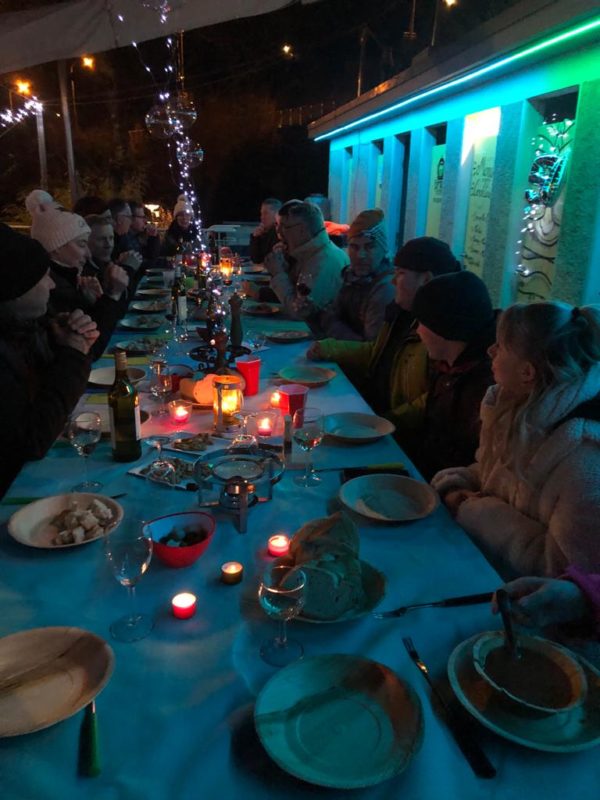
57;60;78;204
35;106;48;190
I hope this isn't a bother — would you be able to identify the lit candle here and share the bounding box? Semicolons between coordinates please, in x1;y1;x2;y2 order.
268;534;290;557
221;562;244;584
171;592;197;619
168;400;192;425
270;390;282;409
257;416;273;437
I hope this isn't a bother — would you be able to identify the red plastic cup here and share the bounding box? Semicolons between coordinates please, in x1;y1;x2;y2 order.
235;356;261;396
280;383;309;416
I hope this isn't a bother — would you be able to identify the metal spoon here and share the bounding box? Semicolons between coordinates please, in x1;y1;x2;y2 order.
496;589;520;659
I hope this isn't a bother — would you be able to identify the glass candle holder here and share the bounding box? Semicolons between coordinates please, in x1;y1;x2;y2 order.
168;400;192;426
213;375;244;431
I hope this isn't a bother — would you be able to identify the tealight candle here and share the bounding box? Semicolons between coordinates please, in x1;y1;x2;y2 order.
268;534;290;557
221;562;244;585
256;415;274;437
171;592;197;619
270;390;283;410
168;400;192;425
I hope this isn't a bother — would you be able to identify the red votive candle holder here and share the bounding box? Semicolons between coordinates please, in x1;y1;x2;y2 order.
171;592;197;619
270;390;282;409
168;400;192;425
268;534;290;557
235;356;261;396
256;412;276;438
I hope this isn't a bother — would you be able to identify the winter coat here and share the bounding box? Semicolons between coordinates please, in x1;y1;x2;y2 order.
249;226;278;264
564;566;600;639
317;307;428;450
161;221;200;257
0;319;90;497
432;367;600;579
413;321;496;480
319;263;395;342
270;228;348;322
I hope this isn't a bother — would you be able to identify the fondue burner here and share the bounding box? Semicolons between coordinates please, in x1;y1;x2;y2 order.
194;446;284;532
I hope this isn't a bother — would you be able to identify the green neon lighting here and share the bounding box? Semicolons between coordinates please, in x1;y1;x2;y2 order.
314;16;600;141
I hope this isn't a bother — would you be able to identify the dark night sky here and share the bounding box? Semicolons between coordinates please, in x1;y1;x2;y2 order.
0;0;522;222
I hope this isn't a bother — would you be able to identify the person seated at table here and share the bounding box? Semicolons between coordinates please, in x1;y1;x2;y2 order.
319;208;394;342
432;302;600;579
307;236;461;449
27;193;128;358
162;195;200;256
84;213;140;308
249;197;281;264
0;224;99;498
265;200;348;330
410;270;496;479
107;197;138;261
128;200;161;264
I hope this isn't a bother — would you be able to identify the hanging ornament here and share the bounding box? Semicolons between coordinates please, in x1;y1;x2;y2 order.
177;141;204;170
170;91;197;130
145;104;177;139
139;1;184;23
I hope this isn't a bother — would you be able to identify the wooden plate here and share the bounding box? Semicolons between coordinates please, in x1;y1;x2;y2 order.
448;633;600;753
88;366;145;387
7;493;124;549
0;627;114;737
297;560;386;623
278;365;336;388
324;412;395;443
255;654;423;788
266;329;312;343
339;474;438;522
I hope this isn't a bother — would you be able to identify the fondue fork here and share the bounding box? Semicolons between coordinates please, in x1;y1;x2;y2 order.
373;591;493;618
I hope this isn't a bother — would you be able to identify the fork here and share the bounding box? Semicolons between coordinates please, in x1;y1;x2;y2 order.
373;591;493;618
402;637;496;779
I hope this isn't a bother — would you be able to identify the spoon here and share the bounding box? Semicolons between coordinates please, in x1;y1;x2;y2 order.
496;589;520;660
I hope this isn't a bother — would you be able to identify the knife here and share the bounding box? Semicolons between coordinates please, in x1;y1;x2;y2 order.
78;700;101;777
373;591;494;619
403;637;496;779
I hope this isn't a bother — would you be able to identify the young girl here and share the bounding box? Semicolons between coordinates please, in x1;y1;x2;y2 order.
432;301;600;579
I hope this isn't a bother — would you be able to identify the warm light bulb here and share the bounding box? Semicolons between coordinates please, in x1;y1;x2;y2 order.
15;80;31;96
82;56;95;70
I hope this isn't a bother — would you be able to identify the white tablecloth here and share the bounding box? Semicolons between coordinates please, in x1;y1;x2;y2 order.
0;314;598;800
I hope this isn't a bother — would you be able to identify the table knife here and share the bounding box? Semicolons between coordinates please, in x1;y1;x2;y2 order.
373;591;494;618
403;637;496;779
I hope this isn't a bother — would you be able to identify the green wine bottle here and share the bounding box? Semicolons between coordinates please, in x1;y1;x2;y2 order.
108;352;142;462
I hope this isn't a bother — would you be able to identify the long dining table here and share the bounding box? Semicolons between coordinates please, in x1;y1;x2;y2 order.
0;279;598;800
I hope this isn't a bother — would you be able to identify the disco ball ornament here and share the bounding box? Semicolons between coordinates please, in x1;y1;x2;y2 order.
145;104;177;140
170;91;197;130
178;144;204;170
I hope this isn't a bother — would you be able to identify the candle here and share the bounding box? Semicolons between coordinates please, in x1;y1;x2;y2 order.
257;416;273;437
221;562;244;584
168;400;192;425
268;534;290;557
172;592;197;619
270;390;282;409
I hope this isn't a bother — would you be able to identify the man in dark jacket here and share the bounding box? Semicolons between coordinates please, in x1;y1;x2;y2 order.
0;225;99;498
249;198;281;263
411;270;497;479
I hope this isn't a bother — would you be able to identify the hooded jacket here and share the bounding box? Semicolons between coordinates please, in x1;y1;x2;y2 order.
432;366;600;579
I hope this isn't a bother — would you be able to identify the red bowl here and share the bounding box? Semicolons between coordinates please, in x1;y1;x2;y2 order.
144;511;216;568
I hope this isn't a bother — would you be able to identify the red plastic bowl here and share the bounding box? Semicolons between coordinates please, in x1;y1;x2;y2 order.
144;511;216;568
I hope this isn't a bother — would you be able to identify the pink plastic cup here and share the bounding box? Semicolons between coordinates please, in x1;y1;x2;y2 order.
235;356;261;396
280;383;309;416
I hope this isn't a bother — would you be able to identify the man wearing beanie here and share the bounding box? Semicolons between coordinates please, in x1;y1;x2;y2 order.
28;192;129;359
320;208;395;341
410;270;496;479
308;236;460;448
0;224;99;497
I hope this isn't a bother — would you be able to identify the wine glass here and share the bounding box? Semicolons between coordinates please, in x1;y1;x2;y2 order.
68;412;103;492
247;331;266;352
143;435;176;485
258;563;305;666
149;364;172;416
292;406;324;487
105;522;154;643
230;410;257;448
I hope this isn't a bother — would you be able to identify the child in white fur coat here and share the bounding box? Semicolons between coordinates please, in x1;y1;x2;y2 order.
432;302;600;579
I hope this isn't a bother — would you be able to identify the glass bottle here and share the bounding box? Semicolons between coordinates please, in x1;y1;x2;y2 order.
109;352;142;462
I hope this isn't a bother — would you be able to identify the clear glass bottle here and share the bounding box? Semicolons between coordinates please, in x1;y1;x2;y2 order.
109;352;142;462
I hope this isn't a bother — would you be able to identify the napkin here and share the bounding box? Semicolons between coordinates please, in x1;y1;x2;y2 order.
85;394;108;405
341;463;408;484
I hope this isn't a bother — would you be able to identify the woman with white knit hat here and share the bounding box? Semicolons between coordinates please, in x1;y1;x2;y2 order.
162;194;199;256
27;190;129;357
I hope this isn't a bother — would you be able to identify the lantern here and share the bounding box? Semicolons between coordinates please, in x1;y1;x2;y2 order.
213;375;244;431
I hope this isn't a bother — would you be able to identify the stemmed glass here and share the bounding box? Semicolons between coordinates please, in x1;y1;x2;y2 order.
292;406;324;487
143;435;176;484
68;412;103;492
258;563;306;667
247;331;266;352
149;363;172;416
105;523;154;643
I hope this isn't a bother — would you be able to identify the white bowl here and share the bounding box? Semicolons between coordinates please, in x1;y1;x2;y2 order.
339;474;438;522
88;366;145;387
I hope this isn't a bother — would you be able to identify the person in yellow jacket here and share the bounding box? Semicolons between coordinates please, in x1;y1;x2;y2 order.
306;236;461;450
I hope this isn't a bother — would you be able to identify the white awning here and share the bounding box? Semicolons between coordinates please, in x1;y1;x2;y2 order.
0;0;321;73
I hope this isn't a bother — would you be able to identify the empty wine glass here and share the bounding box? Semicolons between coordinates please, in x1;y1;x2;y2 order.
292;406;324;487
105;522;154;643
68;412;103;492
258;563;305;666
149;362;172;416
247;330;266;352
143;435;176;485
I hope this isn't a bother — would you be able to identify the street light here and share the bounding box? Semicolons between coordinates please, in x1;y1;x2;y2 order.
431;0;458;47
81;56;95;70
12;79;47;189
15;79;32;96
70;55;95;128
